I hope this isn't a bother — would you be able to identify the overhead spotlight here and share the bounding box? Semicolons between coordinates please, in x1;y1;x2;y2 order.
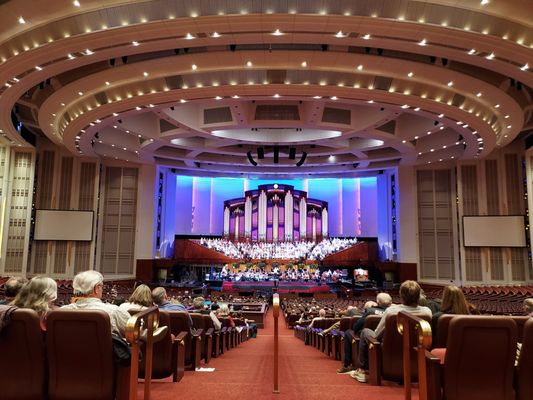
377;48;384;55
246;151;257;166
441;58;448;66
289;147;296;160
434;121;439;125
273;146;279;164
296;151;307;167
229;44;236;51
121;56;128;64
321;44;329;51
257;147;265;159
429;56;436;63
109;58;116;66
170;106;175;111
117;119;122;124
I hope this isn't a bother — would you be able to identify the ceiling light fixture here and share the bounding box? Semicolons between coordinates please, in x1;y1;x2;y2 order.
362;34;371;40
191;64;197;70
212;32;221;38
418;38;427;46
246;61;253;67
18;16;26;24
408;72;414;77
521;63;529;71
272;29;283;36
132;41;139;46
357;64;363;71
468;49;476;55
73;0;80;6
185;33;194;39
486;52;495;60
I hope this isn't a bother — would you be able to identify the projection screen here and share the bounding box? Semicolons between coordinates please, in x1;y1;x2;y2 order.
462;215;526;247
34;210;94;241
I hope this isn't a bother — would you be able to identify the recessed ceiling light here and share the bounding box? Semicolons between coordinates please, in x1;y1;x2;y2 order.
335;31;346;38
486;52;495;60
367;100;374;103
438;113;444;118
401;104;409;109
447;81;453;87
113;112;119;116
505;115;510;118
73;0;81;6
418;39;427;46
148;104;155;108
215;96;222;100
468;49;476;55
78;91;83;96
35;66;43;71
191;64;197;70
18;16;26;24
520;63;529;71
232;95;240;99
68;53;75;60
143;72;148;77
212;32;221;38
132;41;139;46
407;72;414;77
313;96;322;99
476;92;482;97
105;81;110;86
273;94;280;98
84;49;94;55
362;34;371;40
480;0;489;5
180;99;187;103
185;33;194;40
507;125;512;128
495;104;500;108
402;140;406;143
136;106;142;110
357;64;363;71
272;29;283;36
331;96;338;100
301;61;307;67
246;61;253;67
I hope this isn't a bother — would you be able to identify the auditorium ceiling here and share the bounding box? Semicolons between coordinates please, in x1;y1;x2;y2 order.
0;0;531;178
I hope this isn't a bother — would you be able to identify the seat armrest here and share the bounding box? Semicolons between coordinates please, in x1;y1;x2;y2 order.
205;328;214;336
368;337;382;385
193;328;204;337
425;350;443;400
174;331;188;343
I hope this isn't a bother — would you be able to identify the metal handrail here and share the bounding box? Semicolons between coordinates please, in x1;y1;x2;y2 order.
125;306;165;400
397;311;432;400
273;293;280;394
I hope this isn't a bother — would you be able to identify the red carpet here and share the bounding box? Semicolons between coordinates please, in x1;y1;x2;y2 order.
141;310;417;399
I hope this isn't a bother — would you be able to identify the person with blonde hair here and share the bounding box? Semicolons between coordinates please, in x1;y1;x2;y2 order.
119;284;153;312
12;276;57;330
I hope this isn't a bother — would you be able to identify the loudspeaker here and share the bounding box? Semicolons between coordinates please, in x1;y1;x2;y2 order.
257;147;264;159
273;146;279;164
109;58;116;66
229;44;236;51
289;147;296;160
121;56;128;64
296;151;307;167
246;151;257;166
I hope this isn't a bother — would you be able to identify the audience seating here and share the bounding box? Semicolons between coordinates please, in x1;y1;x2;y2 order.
190;313;214;364
345;314;381;369
139;311;187;382
425;315;517;400
46;309;131;400
167;311;202;370
368;314;431;385
516;318;533;400
0;308;46;400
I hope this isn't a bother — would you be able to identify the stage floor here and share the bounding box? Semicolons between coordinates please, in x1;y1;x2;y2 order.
220;280;330;293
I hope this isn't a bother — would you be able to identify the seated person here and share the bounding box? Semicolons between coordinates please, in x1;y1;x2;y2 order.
62;270;130;337
524;298;533;318
431;285;470;340
12;276;57;330
119;284;153;312
152;287;187;311
0;276;27;305
337;293;392;374
217;304;235;327
191;296;221;330
351;280;432;383
320;305;361;336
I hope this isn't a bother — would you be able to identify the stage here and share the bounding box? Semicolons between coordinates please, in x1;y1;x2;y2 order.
217;280;330;294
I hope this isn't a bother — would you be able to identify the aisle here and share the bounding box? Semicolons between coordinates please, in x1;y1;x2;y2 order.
144;310;415;400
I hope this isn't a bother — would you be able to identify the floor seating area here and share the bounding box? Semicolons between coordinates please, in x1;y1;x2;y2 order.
288;298;533;400
0;305;254;400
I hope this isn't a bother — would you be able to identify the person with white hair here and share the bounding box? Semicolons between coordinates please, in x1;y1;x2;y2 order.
62;270;130;336
337;292;393;374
